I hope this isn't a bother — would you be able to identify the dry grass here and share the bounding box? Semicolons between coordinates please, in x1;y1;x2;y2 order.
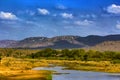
0;57;52;80
0;70;50;80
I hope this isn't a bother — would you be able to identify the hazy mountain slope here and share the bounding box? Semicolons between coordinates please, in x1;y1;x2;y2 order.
0;40;17;48
90;41;120;52
0;34;120;50
10;36;87;48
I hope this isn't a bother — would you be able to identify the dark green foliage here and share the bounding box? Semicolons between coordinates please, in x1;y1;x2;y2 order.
0;48;120;62
83;54;88;61
28;48;120;62
0;57;1;62
111;60;120;64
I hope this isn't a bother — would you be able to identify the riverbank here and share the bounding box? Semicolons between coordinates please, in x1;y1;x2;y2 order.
0;57;52;80
1;58;120;80
45;60;120;73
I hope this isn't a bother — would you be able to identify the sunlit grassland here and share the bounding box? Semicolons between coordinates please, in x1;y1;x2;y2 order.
0;57;52;80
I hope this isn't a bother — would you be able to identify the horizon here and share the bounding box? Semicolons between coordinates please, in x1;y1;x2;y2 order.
1;34;120;40
0;0;120;40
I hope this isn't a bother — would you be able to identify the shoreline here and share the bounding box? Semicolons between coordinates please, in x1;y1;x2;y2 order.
1;57;120;80
44;60;120;73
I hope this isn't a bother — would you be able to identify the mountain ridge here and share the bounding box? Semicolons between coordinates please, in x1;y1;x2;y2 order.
0;34;120;50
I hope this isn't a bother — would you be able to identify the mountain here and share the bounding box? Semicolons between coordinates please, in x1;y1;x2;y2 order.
90;41;120;52
0;34;120;50
0;40;17;48
8;36;87;49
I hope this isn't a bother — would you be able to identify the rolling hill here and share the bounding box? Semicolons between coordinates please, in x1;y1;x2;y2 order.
0;34;120;51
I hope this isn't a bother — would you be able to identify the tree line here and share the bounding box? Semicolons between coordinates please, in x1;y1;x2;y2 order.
0;48;120;63
29;48;120;62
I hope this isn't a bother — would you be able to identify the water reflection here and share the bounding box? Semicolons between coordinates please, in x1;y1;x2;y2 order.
32;66;120;80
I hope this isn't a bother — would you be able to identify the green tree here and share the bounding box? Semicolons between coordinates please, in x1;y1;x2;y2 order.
83;54;88;62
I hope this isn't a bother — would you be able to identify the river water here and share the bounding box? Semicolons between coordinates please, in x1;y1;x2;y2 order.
32;66;120;80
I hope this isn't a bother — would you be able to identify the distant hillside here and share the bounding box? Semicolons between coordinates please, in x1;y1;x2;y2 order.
9;36;87;49
90;41;120;52
0;34;120;51
0;40;17;48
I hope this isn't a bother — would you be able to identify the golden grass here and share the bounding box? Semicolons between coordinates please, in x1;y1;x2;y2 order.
0;57;52;80
0;70;50;80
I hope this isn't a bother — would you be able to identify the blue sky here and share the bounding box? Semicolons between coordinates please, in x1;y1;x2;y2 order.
0;0;120;40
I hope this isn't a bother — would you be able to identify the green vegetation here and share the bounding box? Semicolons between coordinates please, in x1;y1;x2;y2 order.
27;48;120;62
46;74;52;80
1;48;120;62
1;48;120;74
0;48;39;58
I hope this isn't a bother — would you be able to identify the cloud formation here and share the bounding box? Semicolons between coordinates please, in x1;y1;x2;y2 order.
0;11;18;20
74;19;94;26
80;14;97;18
116;21;120;29
38;8;50;15
61;13;73;19
107;4;120;14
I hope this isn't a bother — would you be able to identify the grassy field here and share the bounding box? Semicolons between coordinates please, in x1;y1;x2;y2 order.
0;57;52;80
45;60;120;73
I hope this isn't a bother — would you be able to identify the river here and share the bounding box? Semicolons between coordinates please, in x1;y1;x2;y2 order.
32;66;120;80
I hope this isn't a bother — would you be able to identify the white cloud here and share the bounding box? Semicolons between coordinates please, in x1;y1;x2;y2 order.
57;5;67;10
116;21;120;29
61;13;73;19
25;21;44;28
74;19;94;26
80;14;97;18
38;8;50;15
0;11;18;20
107;4;120;14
